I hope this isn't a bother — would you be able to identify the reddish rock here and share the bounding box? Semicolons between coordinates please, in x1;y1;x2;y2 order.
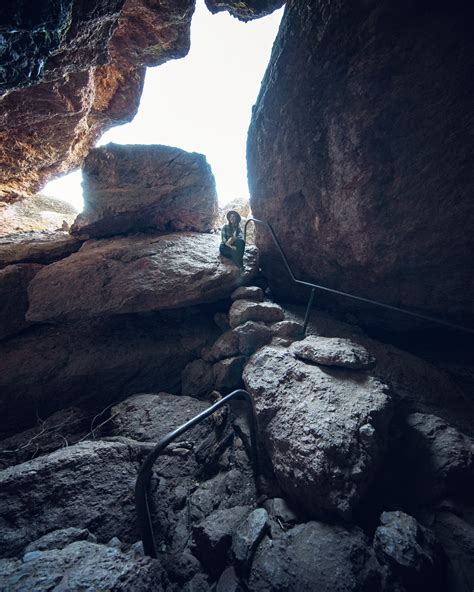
247;1;474;329
27;233;259;322
71;144;218;238
0;231;83;269
0;264;43;340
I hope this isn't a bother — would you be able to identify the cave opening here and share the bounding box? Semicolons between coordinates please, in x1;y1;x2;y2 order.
42;0;283;212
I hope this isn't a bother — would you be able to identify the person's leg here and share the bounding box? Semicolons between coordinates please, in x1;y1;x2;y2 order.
233;238;245;268
220;243;233;260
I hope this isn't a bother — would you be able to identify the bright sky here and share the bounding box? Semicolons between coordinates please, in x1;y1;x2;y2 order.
43;0;283;211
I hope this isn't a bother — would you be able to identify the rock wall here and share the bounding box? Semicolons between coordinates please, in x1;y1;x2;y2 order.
247;0;474;329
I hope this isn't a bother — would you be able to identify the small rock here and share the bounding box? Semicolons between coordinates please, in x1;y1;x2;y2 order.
216;566;243;592
182;360;214;397
213;356;247;392
290;335;375;369
231;286;264;302
232;508;269;571
270;320;304;340
202;330;240;363
263;498;298;525
234;321;273;356
24;528;96;553
182;573;211;592
228;300;285;329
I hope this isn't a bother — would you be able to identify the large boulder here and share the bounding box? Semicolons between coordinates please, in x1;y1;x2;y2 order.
243;344;393;518
0;440;139;557
71;144;219;238
26;233;259;322
0;231;83;269
249;522;381;591
247;1;474;329
0;309;218;438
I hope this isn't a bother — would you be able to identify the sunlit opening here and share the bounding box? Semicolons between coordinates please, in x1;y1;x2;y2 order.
43;1;283;211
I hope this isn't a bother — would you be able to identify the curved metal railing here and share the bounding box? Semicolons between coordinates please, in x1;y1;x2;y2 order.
244;216;474;335
135;389;260;558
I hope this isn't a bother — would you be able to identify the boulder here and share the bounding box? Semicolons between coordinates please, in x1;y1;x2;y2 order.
182;360;215;398
243;345;393;518
0;441;139;557
109;392;213;442
290;336;376;369
202;330;240;363
398;413;474;505
0;310;217;438
231;508;269;571
228;300;284;329
374;511;445;591
24;528;96;553
249;522;381;591
231;286;264;302
234;321;274;356
71;144;218;238
27;233;259;322
213;356;247;392
0;231;83;269
0;540;164;591
0;264;43;340
205;0;284;22
270;320;304;340
247;1;474;329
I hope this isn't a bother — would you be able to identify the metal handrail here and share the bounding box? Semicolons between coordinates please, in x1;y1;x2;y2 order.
244;216;474;335
135;389;260;558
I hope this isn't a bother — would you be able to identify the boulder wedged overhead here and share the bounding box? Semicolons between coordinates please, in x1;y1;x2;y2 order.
71;144;218;238
247;1;474;329
205;0;284;22
27;233;259;322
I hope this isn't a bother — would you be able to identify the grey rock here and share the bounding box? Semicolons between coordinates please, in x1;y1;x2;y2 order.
214;312;230;332
0;231;83;269
24;528;96;553
263;497;298;525
110;392;212;442
213;356;247;392
374;511;445;591
216;566;243;592
27;233;259;322
234;321;273;356
0;264;43;340
71;144;218;238
0;540;164;591
290;336;375;369
270;320;304;340
243;345;392;518
400;413;474;504
0;440;139;557
232;508;269;570
249;522;380;591
182;573;211;592
182;360;215;397
192;506;251;577
202;330;240;363
231;286;264;302
163;551;202;585
228;300;284;329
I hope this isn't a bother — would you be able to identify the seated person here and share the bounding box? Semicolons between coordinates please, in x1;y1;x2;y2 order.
220;210;245;269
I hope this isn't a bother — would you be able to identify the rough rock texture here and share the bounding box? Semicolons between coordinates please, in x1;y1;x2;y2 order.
231;508;269;570
228;299;284;329
234;321;274;356
202;330;240;363
182;360;215;398
244;344;392;518
205;0;284;22
71;144;218;238
0;231;83;268
398;413;474;505
0;540;164;591
231;286;264;302
374;511;445;592
0;0;195;201
0;263;43;340
27;233;259;322
0;440;139;557
248;1;474;329
290;335;375;369
109;392;213;442
0;309;218;438
249;522;380;591
24;527;97;553
213;356;247;392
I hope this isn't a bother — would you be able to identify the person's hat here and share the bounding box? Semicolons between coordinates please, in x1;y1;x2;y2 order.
226;210;241;224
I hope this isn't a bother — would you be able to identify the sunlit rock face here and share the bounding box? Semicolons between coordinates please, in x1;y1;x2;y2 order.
71;144;219;238
0;0;195;203
205;0;284;22
248;1;474;329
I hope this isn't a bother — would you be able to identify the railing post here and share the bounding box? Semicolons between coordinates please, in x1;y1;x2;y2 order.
303;288;315;335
